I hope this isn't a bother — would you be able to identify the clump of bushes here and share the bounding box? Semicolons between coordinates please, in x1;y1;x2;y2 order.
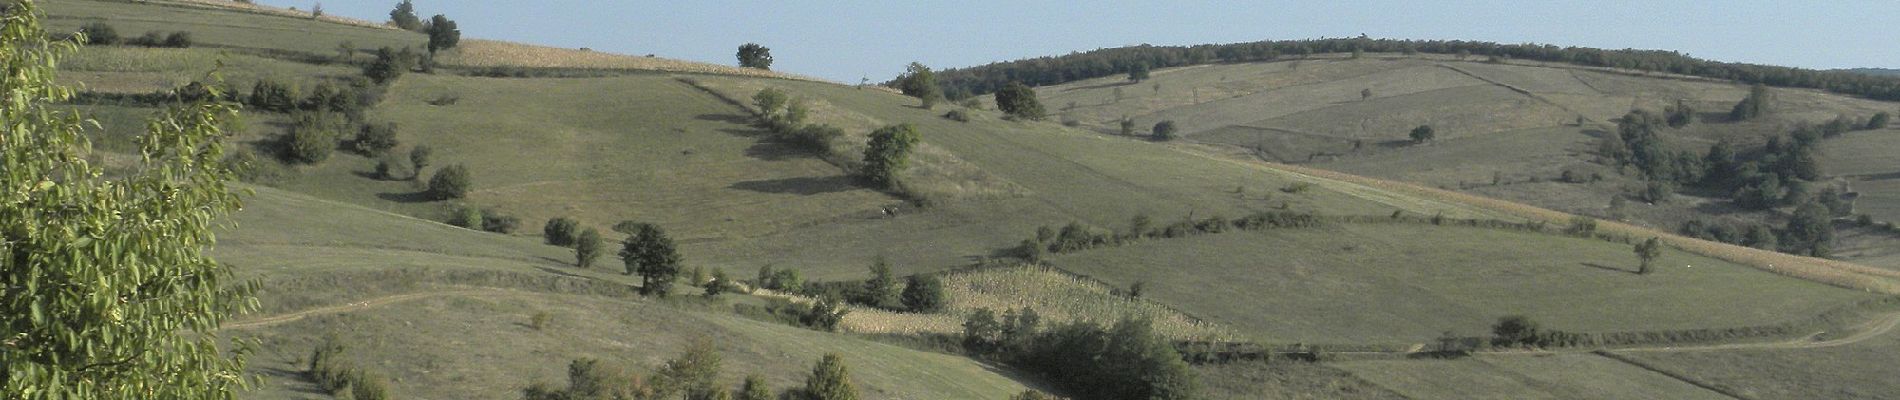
963;312;1198;400
944;109;970;122
732;297;847;332
543;217;581;246
352;122;400;156
285;111;346;164
308;338;392;400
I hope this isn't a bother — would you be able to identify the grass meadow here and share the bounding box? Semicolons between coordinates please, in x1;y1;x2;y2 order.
1333;354;1731;399
1051;223;1875;344
1617;330;1900;399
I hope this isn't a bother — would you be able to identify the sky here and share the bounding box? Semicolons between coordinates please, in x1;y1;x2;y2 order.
260;0;1900;83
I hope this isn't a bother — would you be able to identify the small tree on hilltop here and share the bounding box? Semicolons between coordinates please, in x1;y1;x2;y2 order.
425;14;460;56
428;164;471;200
1410;125;1435;144
900;274;945;313
897;62;942;109
860;123;920;190
736;43;773;70
1152;120;1179;141
994;81;1046;120
574;228;602;268
389;0;423;31
802;353;859;400
621;223;683;296
1634;237;1662;275
544;217;581;246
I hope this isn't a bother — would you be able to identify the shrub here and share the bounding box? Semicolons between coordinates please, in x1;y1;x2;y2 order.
900;274;945;313
1151;120;1178;141
994;81;1045;120
1409;124;1435;143
248;79;300;112
786;123;842;155
575;228;603;268
1867;111;1891;130
530;312;552;331
162;31;192;48
79;22;119;45
705;268;733;297
353;122;399;156
428;164;471;200
1280;181;1313;194
1565;215;1598;236
801;353;858;400
801;297;848;331
860;124;920;190
449;206;483;229
544;217;581;247
286;112;342;164
1491;315;1542;348
128;30;163;47
372;154;410;181
481;209;520;234
943;109;970;122
408;145;432;178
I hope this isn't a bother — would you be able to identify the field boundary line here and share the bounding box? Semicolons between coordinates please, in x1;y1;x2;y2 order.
1590;351;1754;400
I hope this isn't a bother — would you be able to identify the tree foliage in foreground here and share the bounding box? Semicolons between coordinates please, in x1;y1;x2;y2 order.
3;3;257;396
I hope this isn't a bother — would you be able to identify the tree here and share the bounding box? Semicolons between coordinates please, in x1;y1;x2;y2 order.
1409;124;1435;144
1119;117;1135;136
388;0;423;31
544;217;581;246
704;268;732;297
900;274;945;313
736;43;773;70
363;46;407;84
409;145;432;179
428;164;471;200
1151;120;1178;141
287;112;341;164
354;122;400;156
738;374;772;400
994;81;1046;120
1491;315;1541;348
3;4;255;396
1665;100;1696;128
1127;62;1151;82
1730;84;1772;121
802;353;859;400
622;223;683;296
655;340;722;400
962;308;1002;354
575;228;603;268
1634;237;1663;275
1784;202;1835;257
752;88;788;123
896;62;942;109
863;257;898;308
860;123;921;189
425;14;460;55
1867;111;1891;130
1361;88;1373;101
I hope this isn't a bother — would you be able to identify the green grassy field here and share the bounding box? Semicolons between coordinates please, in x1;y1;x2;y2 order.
1333;354;1731;399
237;291;1034;400
1822;128;1900;223
1050;223;1875;344
1616;331;1900;400
1194;362;1404;400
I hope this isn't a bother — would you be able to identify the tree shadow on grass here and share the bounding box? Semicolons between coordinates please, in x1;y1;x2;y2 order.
1580;262;1639;275
743;141;810;161
695;113;752;124
375;191;436;203
728;176;859;195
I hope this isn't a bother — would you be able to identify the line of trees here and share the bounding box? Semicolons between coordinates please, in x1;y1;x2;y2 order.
930;37;1900;102
962;312;1198;400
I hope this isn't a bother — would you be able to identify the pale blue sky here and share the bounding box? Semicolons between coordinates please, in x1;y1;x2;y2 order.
261;0;1899;83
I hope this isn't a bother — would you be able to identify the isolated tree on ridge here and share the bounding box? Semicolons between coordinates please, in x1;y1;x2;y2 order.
389;0;422;31
897;62;943;109
425;14;460;55
737;43;773;70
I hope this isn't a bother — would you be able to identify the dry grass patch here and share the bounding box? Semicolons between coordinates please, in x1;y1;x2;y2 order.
439;40;828;82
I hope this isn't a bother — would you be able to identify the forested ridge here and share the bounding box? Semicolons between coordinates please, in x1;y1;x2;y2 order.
931;37;1900;101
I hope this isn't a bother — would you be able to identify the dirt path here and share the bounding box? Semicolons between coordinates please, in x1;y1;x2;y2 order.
222;288;506;330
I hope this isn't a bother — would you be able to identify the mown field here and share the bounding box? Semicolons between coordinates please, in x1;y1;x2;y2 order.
43;0;422;55
1616;328;1900;400
1050;223;1875;344
1333;354;1731;399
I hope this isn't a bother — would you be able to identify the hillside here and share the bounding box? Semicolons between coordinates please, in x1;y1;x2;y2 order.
33;1;1900;399
1031;54;1900;271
